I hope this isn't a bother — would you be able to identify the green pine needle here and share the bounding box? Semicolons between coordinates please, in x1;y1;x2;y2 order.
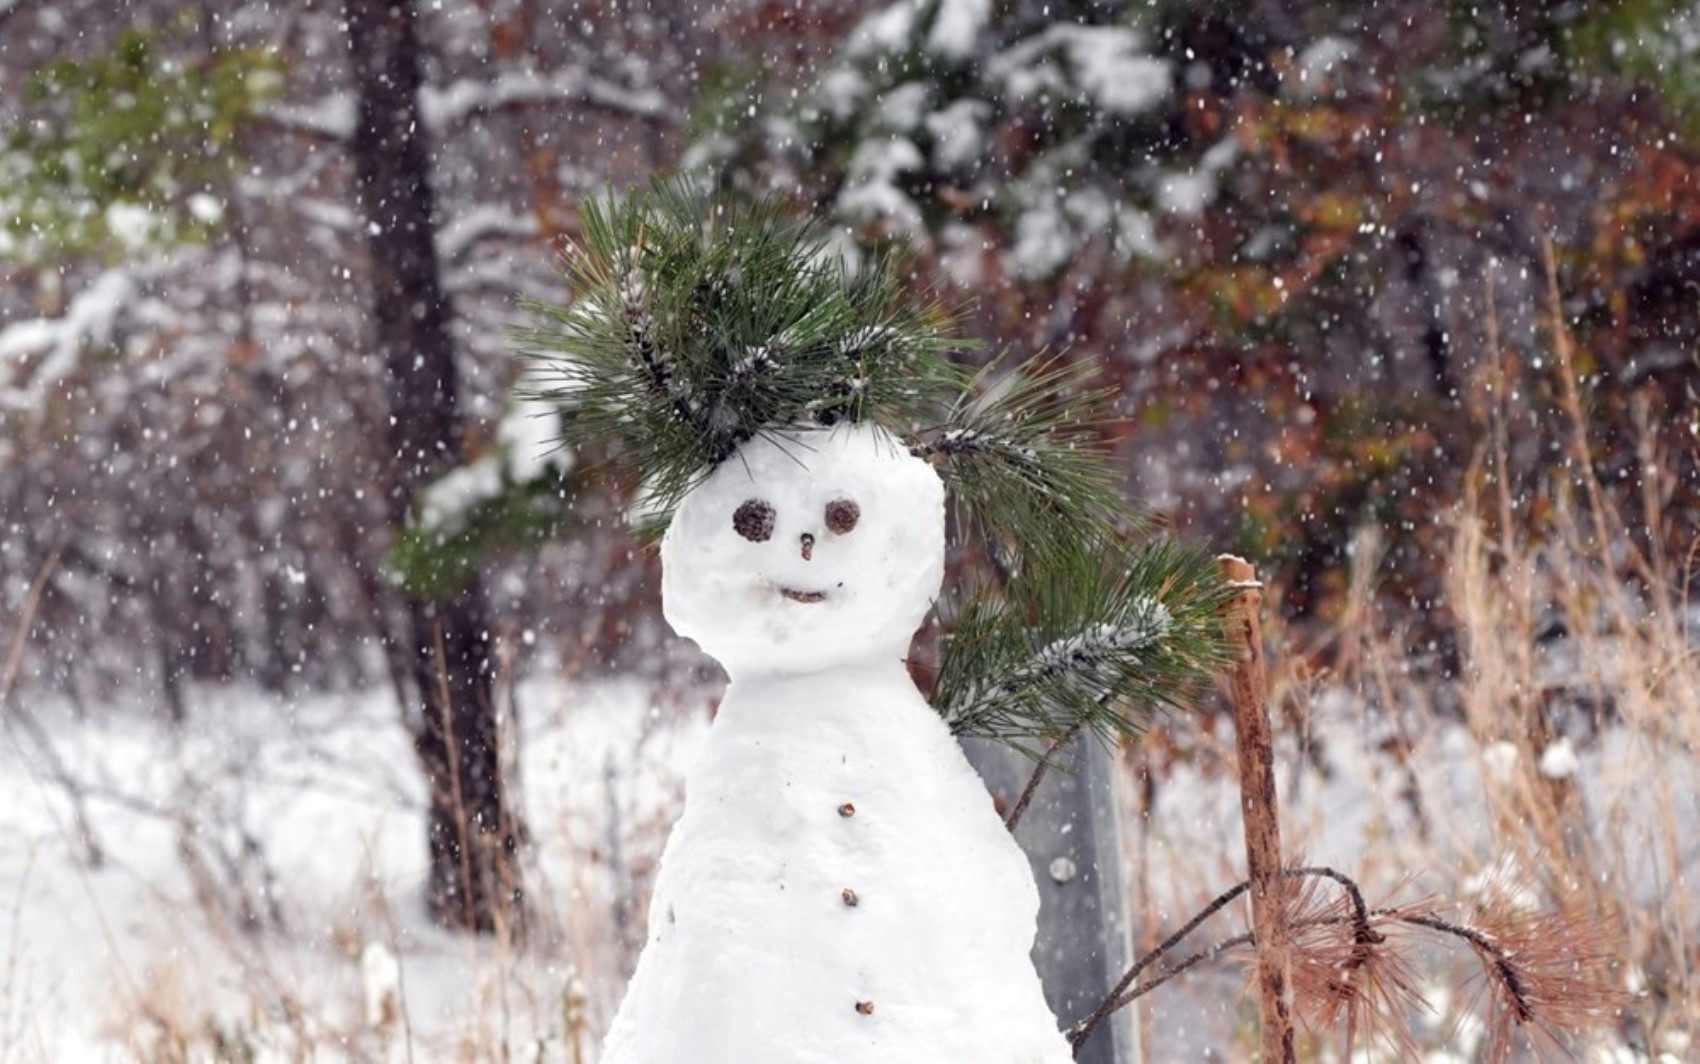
934;536;1233;746
514;179;961;528
912;355;1140;575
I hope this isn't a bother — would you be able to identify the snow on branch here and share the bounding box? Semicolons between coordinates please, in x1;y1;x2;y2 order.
987;24;1171;115
940;599;1174;740
437;206;540;264
0;270;135;413
261;67;666;143
423;68;666;129
999;606;1173;697
251;100;356;142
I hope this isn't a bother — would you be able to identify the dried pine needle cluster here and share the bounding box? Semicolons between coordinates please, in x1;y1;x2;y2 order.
1072;861;1626;1060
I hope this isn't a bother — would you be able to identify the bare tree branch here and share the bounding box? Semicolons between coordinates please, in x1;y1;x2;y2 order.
1068;866;1372;1055
1003;720;1085;832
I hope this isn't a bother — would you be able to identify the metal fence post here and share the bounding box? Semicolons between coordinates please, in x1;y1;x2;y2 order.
965;734;1139;1064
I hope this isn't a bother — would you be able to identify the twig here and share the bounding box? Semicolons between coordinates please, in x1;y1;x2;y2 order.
432;625;478;931
1541;237;1665;618
1099;932;1255;1013
367;842;419;1064
1079;892;1398;1034
1068;880;1247;1054
0;545;103;865
1069;857;1624;1060
3;706;105;867
1069;866;1371;1054
1004;720;1084;832
0;543;62;715
0;564;144;1013
1;846;38;1057
1393;912;1532;1021
1090;894;1415;1023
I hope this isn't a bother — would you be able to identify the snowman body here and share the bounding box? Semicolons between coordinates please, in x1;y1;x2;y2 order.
601;424;1072;1064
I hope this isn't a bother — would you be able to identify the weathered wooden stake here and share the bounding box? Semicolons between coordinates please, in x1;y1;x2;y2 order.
1217;554;1296;1064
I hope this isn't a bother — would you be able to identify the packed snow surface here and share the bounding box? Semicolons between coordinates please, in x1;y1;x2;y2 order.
609;425;1071;1062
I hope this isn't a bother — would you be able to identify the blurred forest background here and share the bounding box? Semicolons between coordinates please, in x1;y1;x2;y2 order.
4;0;1695;715
2;0;1699;1060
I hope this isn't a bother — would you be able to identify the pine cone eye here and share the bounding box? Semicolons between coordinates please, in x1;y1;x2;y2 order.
824;498;860;535
732;499;776;542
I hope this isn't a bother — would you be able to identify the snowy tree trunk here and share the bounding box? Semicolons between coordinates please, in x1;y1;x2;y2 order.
343;0;522;934
964;735;1140;1064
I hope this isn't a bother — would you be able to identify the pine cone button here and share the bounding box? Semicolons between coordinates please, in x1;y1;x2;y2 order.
842;887;859;907
837;802;855;818
855;1000;875;1016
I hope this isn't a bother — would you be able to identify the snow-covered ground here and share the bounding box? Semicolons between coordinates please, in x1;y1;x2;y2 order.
0;678;708;1062
2;670;1693;1061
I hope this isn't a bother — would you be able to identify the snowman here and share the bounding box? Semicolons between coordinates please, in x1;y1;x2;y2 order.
599;424;1073;1063
521;183;1218;1064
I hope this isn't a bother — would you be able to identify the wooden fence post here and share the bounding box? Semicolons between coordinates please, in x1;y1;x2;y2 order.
1217;554;1295;1064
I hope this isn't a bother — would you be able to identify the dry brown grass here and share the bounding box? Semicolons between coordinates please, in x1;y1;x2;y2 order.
1435;259;1697;1051
1121;264;1697;1059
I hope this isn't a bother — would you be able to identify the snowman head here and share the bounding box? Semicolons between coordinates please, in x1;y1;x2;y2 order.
660;422;945;679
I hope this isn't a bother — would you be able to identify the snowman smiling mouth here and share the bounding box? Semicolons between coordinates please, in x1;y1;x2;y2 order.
778;586;829;604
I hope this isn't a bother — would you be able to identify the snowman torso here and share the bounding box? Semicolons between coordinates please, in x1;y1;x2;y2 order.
601;425;1071;1064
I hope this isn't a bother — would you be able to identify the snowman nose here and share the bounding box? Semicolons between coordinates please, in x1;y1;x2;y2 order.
800;532;815;561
